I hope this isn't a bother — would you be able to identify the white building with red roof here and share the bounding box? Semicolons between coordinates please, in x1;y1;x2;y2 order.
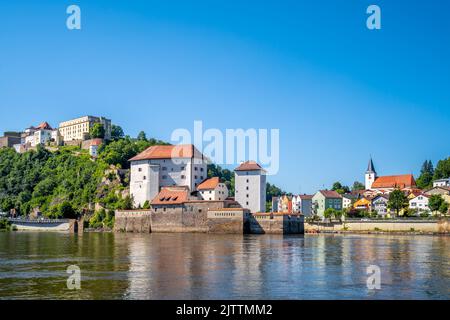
129;144;208;207
197;177;229;201
234;161;266;213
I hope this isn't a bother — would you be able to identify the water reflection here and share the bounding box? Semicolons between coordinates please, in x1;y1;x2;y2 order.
0;232;448;300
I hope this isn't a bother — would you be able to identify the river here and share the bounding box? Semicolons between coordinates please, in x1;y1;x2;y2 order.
0;232;448;300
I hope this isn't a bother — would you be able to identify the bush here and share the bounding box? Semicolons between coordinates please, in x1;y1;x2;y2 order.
0;218;12;231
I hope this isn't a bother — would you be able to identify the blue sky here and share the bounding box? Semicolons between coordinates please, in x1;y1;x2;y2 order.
1;0;449;194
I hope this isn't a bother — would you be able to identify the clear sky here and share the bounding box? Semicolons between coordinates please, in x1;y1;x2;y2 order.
1;0;449;194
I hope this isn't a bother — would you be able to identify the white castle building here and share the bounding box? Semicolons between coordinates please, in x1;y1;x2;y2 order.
234;161;266;213
129;144;208;207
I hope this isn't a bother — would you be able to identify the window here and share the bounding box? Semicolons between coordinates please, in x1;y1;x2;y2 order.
246;194;249;198
181;166;185;171
200;168;204;172
194;167;198;171
246;179;249;183
195;176;198;179
143;176;146;180
181;175;186;179
138;168;142;172
162;175;167;179
200;176;204;180
162;167;167;171
246;202;249;205
246;186;249;190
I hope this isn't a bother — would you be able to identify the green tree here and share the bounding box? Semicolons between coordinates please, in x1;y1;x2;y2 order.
428;194;444;214
142;200;151;209
324;208;336;220
332;181;350;194
439;202;449;215
90;123;105;139
387;189;408;216
111;125;125;140
433;157;450;180
137;131;147;141
351;181;365;191
416;160;434;189
334;210;344;222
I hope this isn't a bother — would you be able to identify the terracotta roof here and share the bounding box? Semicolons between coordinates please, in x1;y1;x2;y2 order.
319;190;342;198
234;161;264;171
130;144;204;161
299;195;313;200
89;138;103;146
151;187;189;205
197;177;220;190
371;174;416;189
36;122;53;130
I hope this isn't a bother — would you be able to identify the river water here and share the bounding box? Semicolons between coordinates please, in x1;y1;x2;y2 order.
0;232;448;300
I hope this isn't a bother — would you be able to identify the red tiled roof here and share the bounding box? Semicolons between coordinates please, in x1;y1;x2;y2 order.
299;195;313;200
197;177;220;190
89;138;103;146
36;122;53;130
151;187;189;205
319;190;342;198
130;144;203;161
234;161;264;171
372;174;416;189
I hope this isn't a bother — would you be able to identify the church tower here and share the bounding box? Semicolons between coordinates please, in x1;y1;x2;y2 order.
365;157;377;190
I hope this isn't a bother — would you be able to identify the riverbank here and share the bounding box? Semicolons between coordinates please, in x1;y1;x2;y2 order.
305;219;450;235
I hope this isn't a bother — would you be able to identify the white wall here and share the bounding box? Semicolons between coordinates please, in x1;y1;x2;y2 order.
235;170;266;213
130;157;207;207
199;183;229;201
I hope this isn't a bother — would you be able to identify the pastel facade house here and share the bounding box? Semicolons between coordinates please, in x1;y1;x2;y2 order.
278;195;292;213
353;198;372;211
292;195;313;216
130;144;208;208
371;195;390;216
342;194;357;209
433;178;450;188
409;194;430;212
312;190;343;217
364;157;417;192
197;177;229;201
234;161;267;214
271;196;279;212
424;187;450;205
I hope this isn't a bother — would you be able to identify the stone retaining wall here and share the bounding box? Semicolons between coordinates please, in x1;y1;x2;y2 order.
305;219;450;234
114;210;152;233
250;214;304;234
207;210;249;234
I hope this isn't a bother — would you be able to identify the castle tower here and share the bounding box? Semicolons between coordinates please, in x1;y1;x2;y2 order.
365;157;377;190
234;161;267;213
